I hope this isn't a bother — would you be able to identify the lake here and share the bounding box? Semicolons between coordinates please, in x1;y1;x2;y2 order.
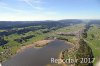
2;40;71;66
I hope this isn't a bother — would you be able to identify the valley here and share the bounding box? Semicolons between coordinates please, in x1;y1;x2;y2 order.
0;20;100;66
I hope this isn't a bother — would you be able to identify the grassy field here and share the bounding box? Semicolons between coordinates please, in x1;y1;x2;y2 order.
85;24;100;64
53;24;85;43
55;24;85;33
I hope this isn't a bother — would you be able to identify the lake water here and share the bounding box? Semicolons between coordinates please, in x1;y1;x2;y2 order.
2;40;71;66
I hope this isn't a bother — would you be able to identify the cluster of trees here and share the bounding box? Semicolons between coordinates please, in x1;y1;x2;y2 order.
82;32;87;38
76;39;94;66
57;37;68;41
0;27;42;36
83;20;100;39
14;35;35;43
82;23;91;38
41;30;50;33
59;33;75;36
0;37;8;46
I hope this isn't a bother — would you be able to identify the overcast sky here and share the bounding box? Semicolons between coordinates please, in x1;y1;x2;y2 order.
0;0;100;21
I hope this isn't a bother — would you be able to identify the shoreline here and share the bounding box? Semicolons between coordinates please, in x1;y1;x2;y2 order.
58;41;76;65
17;39;54;53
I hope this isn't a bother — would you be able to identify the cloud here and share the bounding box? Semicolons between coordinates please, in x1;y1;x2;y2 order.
19;0;44;10
0;0;45;13
2;6;26;13
0;1;27;13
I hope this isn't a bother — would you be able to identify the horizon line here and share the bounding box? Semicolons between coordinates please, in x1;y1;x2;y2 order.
0;19;100;22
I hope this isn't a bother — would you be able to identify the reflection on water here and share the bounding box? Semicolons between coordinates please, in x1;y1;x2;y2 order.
2;40;71;66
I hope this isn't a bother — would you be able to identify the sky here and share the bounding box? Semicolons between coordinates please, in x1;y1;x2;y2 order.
0;0;100;21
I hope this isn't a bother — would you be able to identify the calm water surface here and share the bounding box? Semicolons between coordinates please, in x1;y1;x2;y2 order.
2;40;71;66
